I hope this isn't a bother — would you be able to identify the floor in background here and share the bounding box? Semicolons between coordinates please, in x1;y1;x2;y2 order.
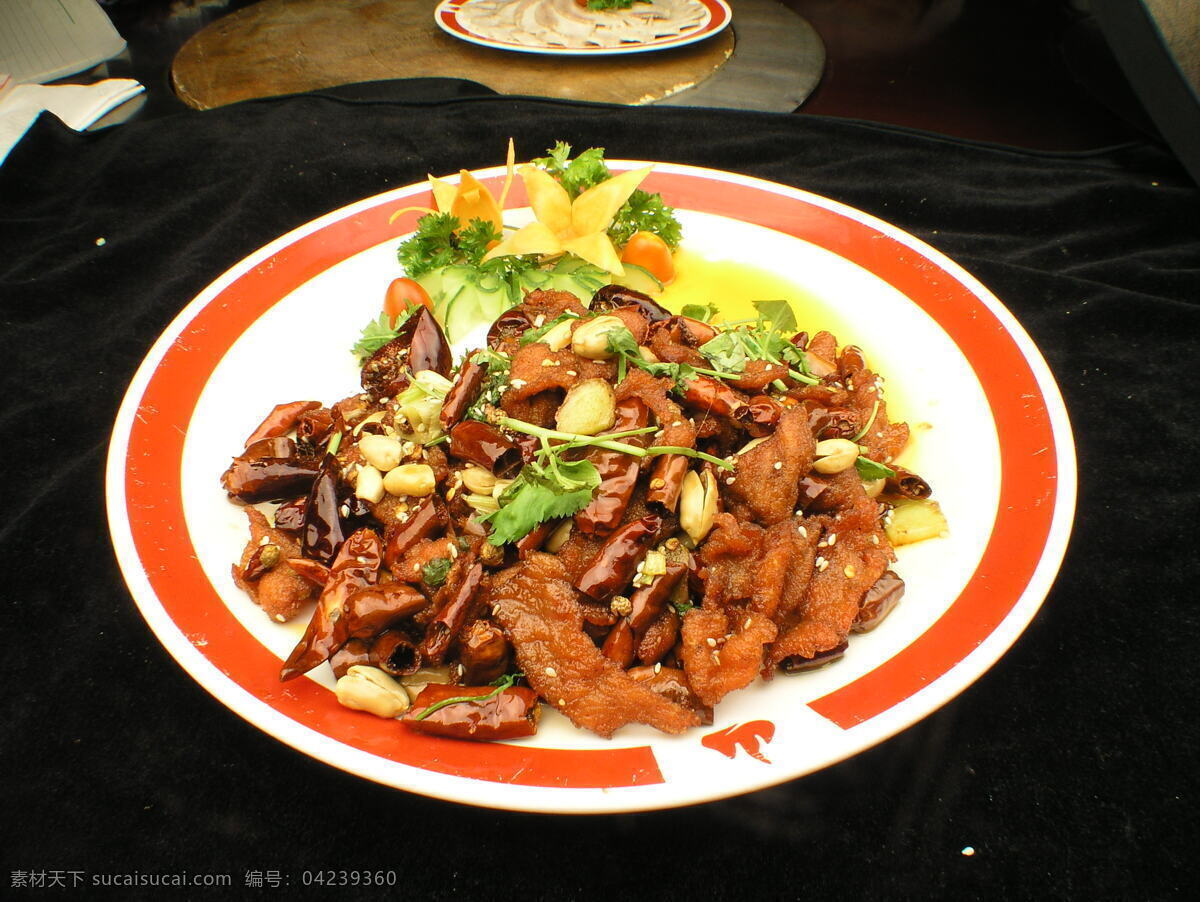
98;0;1150;150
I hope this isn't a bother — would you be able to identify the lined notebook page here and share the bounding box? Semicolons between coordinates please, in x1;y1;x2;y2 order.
0;0;126;84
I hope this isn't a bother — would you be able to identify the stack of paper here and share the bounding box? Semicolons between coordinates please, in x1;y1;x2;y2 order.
0;0;127;85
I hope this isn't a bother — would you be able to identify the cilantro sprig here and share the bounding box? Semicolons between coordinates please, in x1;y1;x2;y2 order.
351;307;418;363
699;300;820;386
481;455;602;546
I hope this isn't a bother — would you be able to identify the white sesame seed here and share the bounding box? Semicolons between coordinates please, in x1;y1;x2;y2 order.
706;637;717;648
725;477;736;485
744;617;752;629
558;698;566;707
653;662;661;674
773;461;783;470
871;534;879;545
565;370;578;377
544;667;557;677
510;379;527;389
828;532;838;546
815;555;826;568
844;565;856;578
798;525;808;538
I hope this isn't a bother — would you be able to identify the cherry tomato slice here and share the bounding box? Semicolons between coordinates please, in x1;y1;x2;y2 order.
384;277;433;318
619;231;675;285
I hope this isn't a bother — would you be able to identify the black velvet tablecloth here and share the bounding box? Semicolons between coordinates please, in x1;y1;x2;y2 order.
2;80;1197;898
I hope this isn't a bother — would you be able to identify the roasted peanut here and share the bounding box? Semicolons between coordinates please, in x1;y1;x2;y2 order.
460;464;497;495
571;315;625;360
334;665;411;718
544;519;573;552
812;438;859;474
540;317;575;352
355;464;386;503
358;433;404;471
555;378;617;436
679;469;718;543
383;463;436;497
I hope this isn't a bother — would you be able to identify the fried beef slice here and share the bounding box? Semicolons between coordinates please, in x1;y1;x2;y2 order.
768;477;894;666
724;406;815;525
487;554;699;738
680;607;778;707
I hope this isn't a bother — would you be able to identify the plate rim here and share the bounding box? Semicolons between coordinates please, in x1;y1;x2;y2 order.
105;160;1077;813
433;0;733;57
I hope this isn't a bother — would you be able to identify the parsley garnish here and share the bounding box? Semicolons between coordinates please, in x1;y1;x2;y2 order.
610;189;682;250
531;142;611;200
396;213;502;278
421;557;453;588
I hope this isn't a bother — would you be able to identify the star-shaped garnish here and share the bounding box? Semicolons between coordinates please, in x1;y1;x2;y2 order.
482;164;652;275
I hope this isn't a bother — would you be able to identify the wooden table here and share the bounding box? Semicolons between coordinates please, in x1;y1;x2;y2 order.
172;0;822;112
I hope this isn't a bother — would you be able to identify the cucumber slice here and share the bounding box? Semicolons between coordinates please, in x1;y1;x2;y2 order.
612;263;663;296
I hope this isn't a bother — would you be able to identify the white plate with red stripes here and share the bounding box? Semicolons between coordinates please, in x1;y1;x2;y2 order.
106;161;1075;812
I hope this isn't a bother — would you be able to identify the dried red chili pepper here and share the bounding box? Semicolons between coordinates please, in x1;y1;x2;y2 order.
340;583;428;639
576;398;648;535
627;562;687;634
220;437;322;503
737;395;784;437
576;514;663;602
419;558;485;664
280;529;382;680
329;639;372;679
244;401;321;448
296;407;335;445
885;467;932;500
369;630;422;676
459;620;511;685
439;357;487;431
600;620;637;669
383;497;448;573
487;309;531;350
361;306;452;397
590;284;671;323
646;453;688;512
679;375;747;419
402;683;540;742
852;570;906;633
300;453;346;565
271;498;307;532
447;419;522;474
